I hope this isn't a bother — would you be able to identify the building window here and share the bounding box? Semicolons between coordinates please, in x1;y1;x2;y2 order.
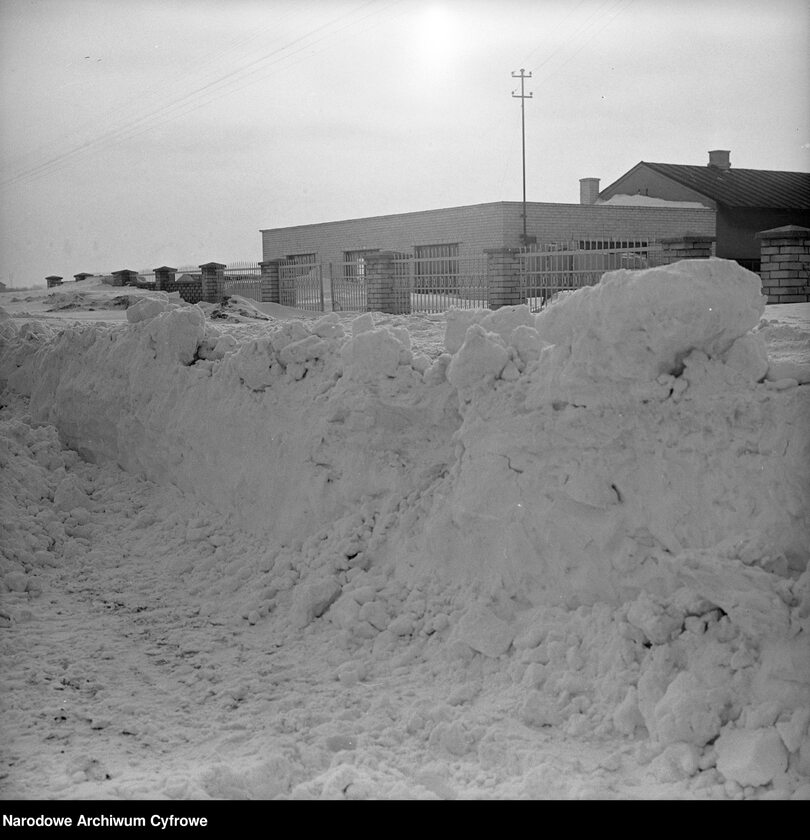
578;239;649;251
343;249;379;280
285;253;317;264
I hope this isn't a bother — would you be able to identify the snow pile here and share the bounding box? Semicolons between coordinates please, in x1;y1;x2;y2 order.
598;194;708;209
1;257;809;799
404;259;809;606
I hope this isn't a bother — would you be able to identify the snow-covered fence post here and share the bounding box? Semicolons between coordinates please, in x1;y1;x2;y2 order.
364;251;411;314
199;262;226;303
111;269;138;287
45;275;63;288
659;233;715;263
756;225;810;304
485;247;522;309
153;266;177;292
259;259;282;304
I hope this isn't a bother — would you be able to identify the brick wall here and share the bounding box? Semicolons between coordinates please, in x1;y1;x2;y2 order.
262;203;508;271
261;201;716;275
510;202;716;248
756;225;810;303
174;280;203;304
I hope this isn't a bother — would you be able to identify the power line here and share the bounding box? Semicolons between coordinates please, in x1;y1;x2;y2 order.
1;0;403;190
1;2;310;180
532;0;635;88
511;69;533;245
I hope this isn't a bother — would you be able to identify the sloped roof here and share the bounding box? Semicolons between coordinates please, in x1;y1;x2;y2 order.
639;162;810;209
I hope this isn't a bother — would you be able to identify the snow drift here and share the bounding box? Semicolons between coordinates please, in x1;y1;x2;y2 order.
7;260;805;603
2;258;809;798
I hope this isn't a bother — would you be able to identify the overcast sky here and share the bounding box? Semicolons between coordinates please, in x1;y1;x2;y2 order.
1;0;808;287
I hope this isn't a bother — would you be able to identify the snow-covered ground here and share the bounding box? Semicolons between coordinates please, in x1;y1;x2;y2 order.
1;262;808;801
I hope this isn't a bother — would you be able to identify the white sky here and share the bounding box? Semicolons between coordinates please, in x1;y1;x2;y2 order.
1;0;808;286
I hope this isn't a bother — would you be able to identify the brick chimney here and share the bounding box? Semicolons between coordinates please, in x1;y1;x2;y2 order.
708;150;730;170
579;177;600;205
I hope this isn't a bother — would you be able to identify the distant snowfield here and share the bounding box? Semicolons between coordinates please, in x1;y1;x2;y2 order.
1;263;808;801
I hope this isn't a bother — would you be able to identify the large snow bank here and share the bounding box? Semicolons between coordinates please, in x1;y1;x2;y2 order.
408;259;809;606
2;258;809;795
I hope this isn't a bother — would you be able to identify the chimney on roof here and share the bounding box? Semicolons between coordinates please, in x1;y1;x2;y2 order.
708;149;730;170
579;177;600;205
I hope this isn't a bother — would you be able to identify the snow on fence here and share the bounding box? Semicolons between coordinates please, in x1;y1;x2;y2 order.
518;239;671;309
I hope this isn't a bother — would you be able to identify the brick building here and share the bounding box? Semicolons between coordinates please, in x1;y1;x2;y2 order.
260;197;715;273
598;151;810;270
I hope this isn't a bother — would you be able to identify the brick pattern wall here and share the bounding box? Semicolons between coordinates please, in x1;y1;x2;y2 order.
508;203;716;249
174;280;203;304
659;234;716;262
756;226;810;303
365;251;411;314
261;202;716;272
259;260;281;304
485;248;522;308
154;268;177;292
200;263;225;303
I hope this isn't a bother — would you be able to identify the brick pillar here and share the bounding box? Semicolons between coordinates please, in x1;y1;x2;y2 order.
485;247;522;309
659;233;716;263
364;251;411;314
259;259;281;304
45;275;63;288
756;225;810;304
153;266;177;292
199;262;226;303
111;269;138;287
73;272;93;283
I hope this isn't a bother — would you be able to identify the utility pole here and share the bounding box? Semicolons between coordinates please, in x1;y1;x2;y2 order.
511;69;533;246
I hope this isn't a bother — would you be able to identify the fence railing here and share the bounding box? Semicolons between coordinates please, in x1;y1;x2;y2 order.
330;261;368;312
518;241;668;308
222;261;262;300
279;260;324;311
398;255;489;312
100;233;726;313
329;256;488;313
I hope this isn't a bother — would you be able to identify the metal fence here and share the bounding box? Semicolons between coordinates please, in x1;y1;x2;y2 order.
279;259;324;311
519;240;668;309
400;255;489;312
223;261;262;300
329;255;488;313
330;261;368;312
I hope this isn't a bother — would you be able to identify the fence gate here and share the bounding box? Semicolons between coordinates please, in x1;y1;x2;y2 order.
403;254;488;313
222;261;262;301
279;259;324;312
519;239;666;309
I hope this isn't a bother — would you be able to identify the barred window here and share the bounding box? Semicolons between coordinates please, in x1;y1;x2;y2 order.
343;249;379;280
284;253;317;264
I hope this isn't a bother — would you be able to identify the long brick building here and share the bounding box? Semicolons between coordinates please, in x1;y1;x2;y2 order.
260;196;715;273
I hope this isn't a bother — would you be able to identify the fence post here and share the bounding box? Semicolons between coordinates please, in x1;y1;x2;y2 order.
153;266;177;292
199;262;226;303
659;233;716;264
755;225;810;304
485;247;522;309
45;275;63;288
259;259;282;304
363;251;411;314
111;269;138;287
